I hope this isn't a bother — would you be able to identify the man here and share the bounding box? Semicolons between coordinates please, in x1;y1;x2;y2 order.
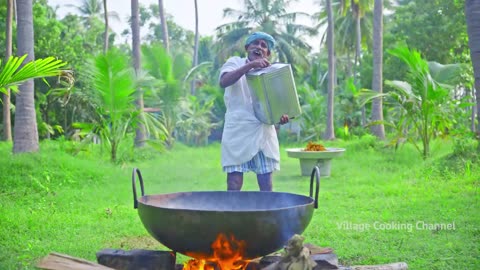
219;32;289;191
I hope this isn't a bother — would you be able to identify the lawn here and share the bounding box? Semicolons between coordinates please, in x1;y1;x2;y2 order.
0;137;478;270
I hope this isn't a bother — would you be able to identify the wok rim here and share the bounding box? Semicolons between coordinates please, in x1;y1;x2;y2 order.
137;190;315;212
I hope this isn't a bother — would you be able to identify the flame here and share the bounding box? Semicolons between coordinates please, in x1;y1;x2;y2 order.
184;233;250;270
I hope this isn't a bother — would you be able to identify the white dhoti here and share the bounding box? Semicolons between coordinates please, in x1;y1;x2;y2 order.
219;56;280;169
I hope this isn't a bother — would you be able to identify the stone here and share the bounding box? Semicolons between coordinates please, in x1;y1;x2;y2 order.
96;249;176;270
259;255;283;268
311;253;339;269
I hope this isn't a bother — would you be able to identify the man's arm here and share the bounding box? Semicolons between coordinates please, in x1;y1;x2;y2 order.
219;58;270;88
219;62;254;88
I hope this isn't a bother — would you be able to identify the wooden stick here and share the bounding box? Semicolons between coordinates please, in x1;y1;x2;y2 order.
349;262;408;270
36;252;115;270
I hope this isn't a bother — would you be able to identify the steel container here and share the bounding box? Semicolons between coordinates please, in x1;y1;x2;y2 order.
246;63;302;125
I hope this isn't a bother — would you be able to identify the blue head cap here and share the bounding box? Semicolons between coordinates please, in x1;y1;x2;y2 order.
245;32;276;51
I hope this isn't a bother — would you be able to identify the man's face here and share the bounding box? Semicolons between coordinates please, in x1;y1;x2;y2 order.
246;39;271;61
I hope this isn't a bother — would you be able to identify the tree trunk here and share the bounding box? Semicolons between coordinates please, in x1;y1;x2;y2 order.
370;0;385;139
158;0;169;53
354;5;361;78
131;0;146;147
132;0;146;147
324;0;336;140
191;0;199;94
103;0;109;54
3;0;13;141
472;89;477;133
353;4;367;126
13;0;39;153
465;0;480;142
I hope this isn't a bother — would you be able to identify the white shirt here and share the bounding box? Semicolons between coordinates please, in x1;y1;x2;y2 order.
219;56;279;167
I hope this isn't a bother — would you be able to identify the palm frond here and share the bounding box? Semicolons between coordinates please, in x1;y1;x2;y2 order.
0;55;68;94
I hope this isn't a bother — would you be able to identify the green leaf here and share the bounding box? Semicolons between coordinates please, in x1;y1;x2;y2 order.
0;55;68;94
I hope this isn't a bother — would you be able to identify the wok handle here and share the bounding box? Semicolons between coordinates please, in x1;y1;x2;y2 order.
132;168;145;209
309;166;320;209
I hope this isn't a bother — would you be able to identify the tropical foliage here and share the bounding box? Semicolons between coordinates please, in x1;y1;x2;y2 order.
176;95;220;146
141;43;183;148
361;45;466;159
215;0;317;69
73;49;149;161
297;83;326;141
0;0;477;155
0;55;67;94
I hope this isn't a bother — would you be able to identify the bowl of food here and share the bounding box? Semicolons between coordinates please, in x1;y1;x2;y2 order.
286;142;345;177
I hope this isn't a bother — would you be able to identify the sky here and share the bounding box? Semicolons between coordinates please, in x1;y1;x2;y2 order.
47;0;321;50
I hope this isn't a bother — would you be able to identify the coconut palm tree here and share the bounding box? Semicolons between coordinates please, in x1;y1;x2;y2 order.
68;0;119;50
324;0;336;140
315;0;374;128
370;0;385;139
103;0;109;53
465;0;480;142
14;0;39;153
340;0;374;74
74;49;138;162
216;0;317;69
1;54;68;151
0;56;68;93
131;0;146;147
315;0;373;75
141;44;183;148
68;0;101;28
158;0;170;53
3;0;13;141
191;0;199;94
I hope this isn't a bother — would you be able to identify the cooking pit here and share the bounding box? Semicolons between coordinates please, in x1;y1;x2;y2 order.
37;167;407;270
131;167;320;262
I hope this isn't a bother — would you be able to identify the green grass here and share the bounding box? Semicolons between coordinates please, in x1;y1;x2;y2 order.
0;138;478;270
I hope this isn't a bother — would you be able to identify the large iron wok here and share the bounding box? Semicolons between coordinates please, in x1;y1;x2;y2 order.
132;167;320;260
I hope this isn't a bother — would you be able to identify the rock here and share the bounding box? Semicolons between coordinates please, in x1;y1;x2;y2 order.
96;249;176;270
259;255;283;268
311;253;339;269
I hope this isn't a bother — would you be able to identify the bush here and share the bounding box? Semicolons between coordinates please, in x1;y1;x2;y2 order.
343;134;383;151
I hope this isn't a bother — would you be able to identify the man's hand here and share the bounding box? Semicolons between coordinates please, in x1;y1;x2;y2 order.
279;114;289;125
248;58;270;69
219;58;270;88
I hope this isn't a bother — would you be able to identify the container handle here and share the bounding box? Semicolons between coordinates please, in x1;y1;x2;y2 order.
309;166;320;209
132;168;145;209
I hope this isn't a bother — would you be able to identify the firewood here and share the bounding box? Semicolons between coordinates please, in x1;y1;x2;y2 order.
304;243;334;255
346;262;408;270
36;252;115;270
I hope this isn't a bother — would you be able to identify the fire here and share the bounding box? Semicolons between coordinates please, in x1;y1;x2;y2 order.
184;233;250;270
